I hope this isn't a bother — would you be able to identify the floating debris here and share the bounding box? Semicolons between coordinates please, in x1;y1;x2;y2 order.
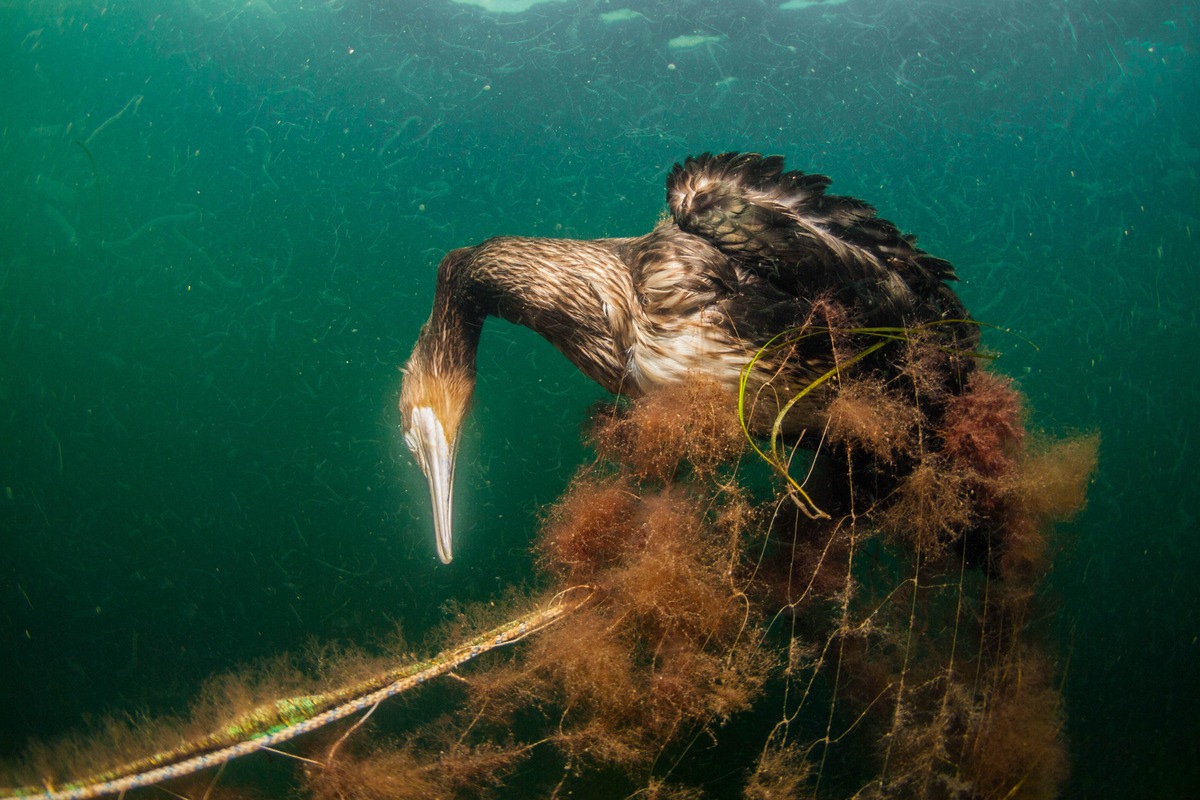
780;0;849;10
451;0;568;13
666;33;723;50
599;8;647;24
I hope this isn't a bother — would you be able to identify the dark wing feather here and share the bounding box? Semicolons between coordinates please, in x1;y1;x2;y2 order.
667;152;967;326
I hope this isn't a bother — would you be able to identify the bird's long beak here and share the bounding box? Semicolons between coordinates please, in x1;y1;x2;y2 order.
404;406;457;564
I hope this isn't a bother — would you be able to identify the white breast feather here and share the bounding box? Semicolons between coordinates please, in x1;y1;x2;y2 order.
626;313;742;393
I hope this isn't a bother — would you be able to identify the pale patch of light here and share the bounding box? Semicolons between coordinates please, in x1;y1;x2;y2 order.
779;0;849;10
667;33;723;50
599;8;646;24
450;0;568;13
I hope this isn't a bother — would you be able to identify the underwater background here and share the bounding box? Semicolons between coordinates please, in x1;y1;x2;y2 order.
0;0;1195;797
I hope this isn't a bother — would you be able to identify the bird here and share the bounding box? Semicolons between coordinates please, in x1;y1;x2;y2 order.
400;152;977;563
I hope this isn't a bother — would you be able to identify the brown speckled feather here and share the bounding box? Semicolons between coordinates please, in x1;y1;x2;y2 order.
667;152;968;327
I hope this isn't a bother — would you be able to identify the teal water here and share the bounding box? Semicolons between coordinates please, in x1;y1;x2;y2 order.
0;1;1195;796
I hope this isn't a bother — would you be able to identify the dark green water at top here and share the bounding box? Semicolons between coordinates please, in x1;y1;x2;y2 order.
0;1;1196;796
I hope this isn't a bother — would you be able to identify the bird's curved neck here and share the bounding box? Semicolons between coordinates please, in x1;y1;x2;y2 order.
432;237;631;390
425;285;484;379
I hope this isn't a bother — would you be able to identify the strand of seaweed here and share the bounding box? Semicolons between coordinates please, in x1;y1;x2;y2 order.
0;586;591;800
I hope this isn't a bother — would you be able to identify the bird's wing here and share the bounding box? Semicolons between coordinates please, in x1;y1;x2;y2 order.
666;152;964;323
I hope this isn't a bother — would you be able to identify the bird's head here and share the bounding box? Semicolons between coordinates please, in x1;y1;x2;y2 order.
399;334;476;564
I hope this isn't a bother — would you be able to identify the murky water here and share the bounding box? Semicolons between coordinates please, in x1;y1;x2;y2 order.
1;2;1196;796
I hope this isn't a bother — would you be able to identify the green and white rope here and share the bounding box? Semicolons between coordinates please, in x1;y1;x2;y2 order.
1;587;590;800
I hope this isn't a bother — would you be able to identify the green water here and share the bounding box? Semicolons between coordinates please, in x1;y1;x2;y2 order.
0;1;1195;796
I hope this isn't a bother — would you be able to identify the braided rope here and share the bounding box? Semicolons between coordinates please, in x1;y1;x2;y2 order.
1;587;590;800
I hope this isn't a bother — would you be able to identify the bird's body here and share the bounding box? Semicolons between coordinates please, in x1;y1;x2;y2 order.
401;153;977;562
